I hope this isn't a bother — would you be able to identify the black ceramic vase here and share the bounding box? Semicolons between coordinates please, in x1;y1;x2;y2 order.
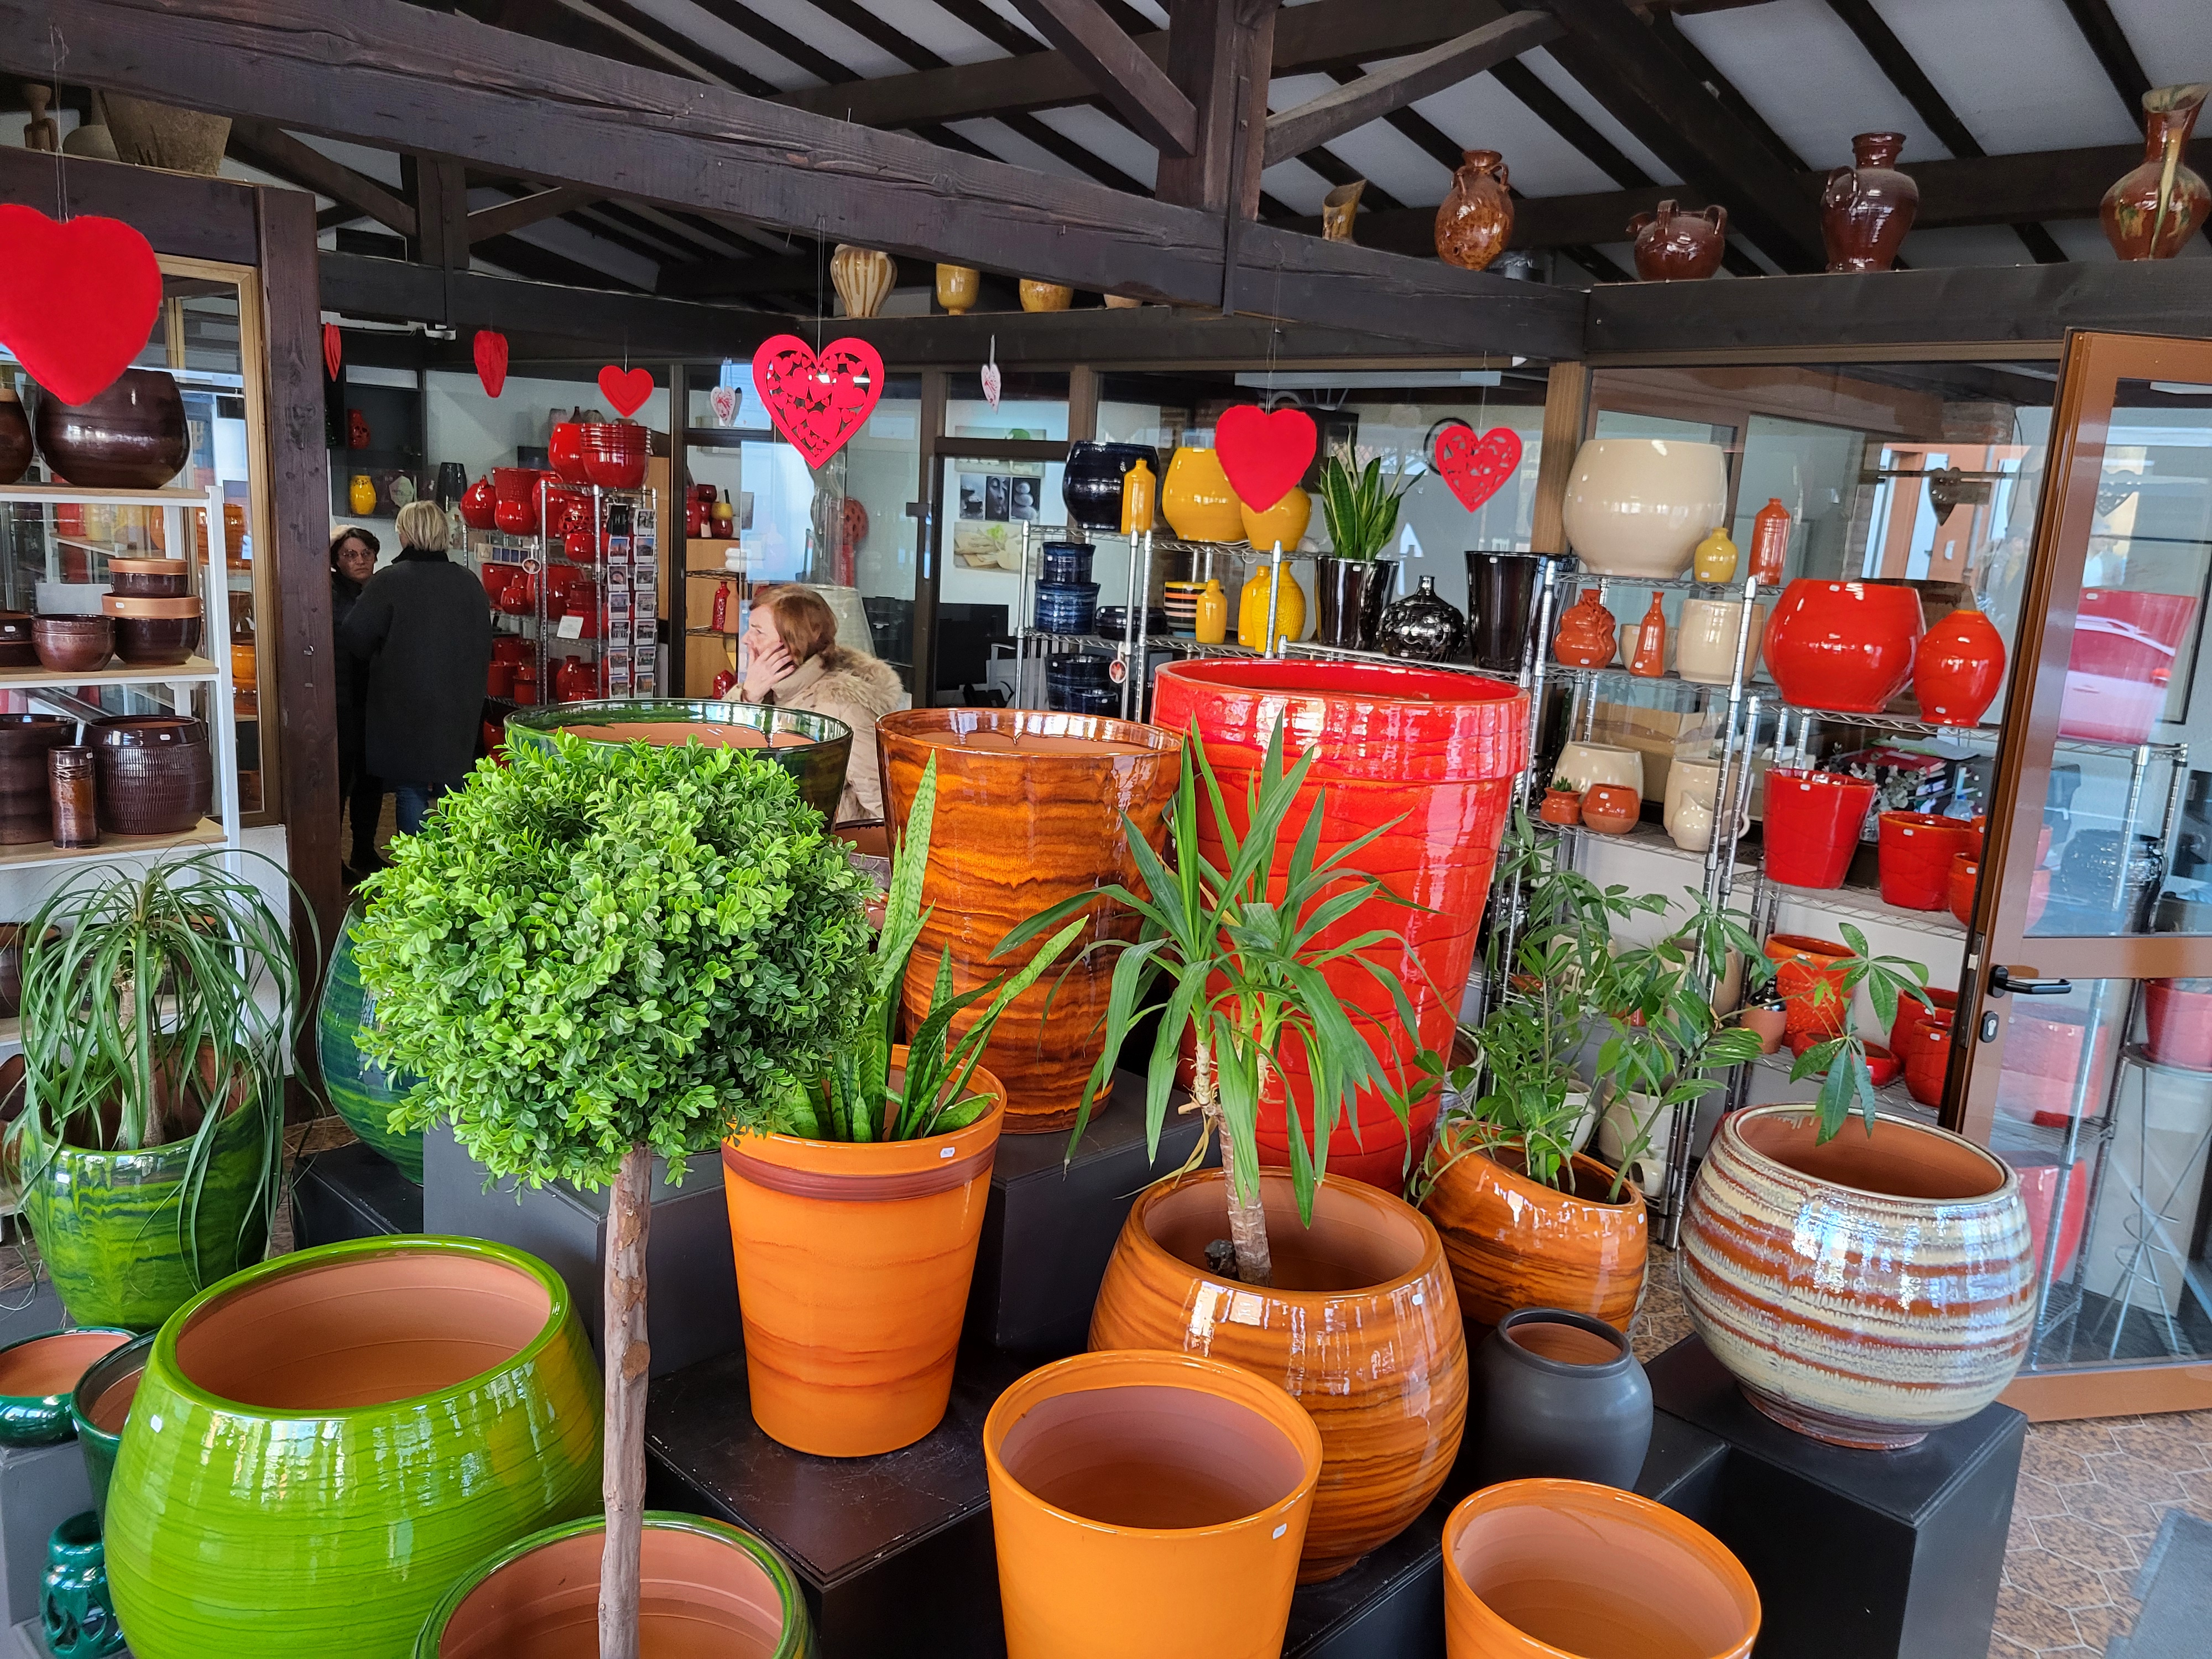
1465;551;1568;675
1469;1307;1652;1489
1375;574;1467;662
1061;441;1160;534
1312;556;1397;649
434;462;469;510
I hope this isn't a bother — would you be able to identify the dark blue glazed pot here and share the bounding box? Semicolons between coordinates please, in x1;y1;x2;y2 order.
1061;442;1159;534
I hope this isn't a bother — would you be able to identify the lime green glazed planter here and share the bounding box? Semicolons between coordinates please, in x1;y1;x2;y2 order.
20;1094;270;1331
414;1512;812;1658
505;698;853;823
316;901;424;1182
105;1237;602;1659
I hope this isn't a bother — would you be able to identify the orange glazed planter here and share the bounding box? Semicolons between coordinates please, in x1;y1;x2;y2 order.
722;1047;1006;1457
1422;1149;1647;1333
1443;1480;1759;1659
985;1349;1321;1659
1089;1168;1467;1582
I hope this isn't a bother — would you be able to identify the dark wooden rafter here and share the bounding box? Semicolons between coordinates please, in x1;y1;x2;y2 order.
467;185;599;244
1156;0;1277;218
227;120;415;236
2058;0;2152;112
1007;0;1198;155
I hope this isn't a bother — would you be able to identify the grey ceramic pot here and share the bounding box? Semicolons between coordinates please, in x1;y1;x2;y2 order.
1468;1306;1653;1489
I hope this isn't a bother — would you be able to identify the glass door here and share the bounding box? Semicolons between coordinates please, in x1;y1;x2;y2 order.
1958;332;2212;1409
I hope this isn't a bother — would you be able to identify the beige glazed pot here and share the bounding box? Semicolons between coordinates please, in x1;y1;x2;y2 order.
1676;597;1772;686
1552;740;1644;798
1561;439;1729;578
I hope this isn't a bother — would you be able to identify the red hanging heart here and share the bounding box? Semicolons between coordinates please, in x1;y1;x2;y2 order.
473;330;509;399
322;322;343;383
1434;424;1524;513
0;206;162;406
751;334;885;470
1214;404;1317;512
598;364;653;419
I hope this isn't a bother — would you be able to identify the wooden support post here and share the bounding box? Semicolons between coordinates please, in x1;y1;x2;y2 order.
1155;0;1279;219
599;1142;653;1659
1531;362;1590;557
405;154;471;272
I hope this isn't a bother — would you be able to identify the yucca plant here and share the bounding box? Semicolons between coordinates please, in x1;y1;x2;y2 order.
1317;441;1418;561
998;718;1423;1286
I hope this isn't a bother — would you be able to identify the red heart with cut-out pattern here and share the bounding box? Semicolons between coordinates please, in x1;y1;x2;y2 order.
1434;423;1524;512
751;335;884;469
474;330;509;399
0;206;162;406
598;364;652;418
1215;403;1317;512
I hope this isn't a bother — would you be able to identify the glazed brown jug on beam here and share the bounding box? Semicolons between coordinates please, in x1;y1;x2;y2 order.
1822;132;1918;273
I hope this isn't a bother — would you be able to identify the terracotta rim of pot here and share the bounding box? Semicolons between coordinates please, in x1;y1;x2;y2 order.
984;1348;1324;1539
1721;1104;2014;1207
877;705;1183;764
507;697;850;750
1762;933;1848;966
1156;655;1522;711
152;1236;570;1420
416;1511;809;1659
106;557;187;576
1126;1166;1446;1302
101;594;202;619
1495;1308;1636;1375
724;1050;1006;1193
0;1327;135;1411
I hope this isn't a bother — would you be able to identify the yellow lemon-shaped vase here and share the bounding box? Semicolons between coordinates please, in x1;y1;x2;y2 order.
1238;563;1307;649
1692;525;1740;583
1161;448;1244;542
1239;487;1312;554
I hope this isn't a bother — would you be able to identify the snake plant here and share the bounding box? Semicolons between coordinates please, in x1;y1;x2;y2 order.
1317;441;1418;561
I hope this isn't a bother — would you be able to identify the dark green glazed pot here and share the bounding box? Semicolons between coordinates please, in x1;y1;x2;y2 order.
105;1236;602;1659
19;1095;270;1331
316;901;424;1182
70;1331;154;1520
0;1329;133;1447
40;1511;125;1659
505;698;853;823
414;1512;813;1659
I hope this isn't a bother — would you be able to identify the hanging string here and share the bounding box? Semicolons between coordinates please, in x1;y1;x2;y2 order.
48;25;70;225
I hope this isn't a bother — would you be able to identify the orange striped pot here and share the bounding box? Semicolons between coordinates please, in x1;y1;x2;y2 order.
722;1049;1006;1457
877;709;1182;1133
1422;1149;1647;1333
985;1350;1322;1659
1443;1479;1759;1659
1088;1168;1467;1581
1679;1105;2035;1450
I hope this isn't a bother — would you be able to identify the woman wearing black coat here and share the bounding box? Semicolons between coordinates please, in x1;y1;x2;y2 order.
331;525;382;878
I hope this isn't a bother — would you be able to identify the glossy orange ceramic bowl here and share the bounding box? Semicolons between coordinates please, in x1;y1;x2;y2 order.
1763;934;1850;1041
1423;1148;1646;1333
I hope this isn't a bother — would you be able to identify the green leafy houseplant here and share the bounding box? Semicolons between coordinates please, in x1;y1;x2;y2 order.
350;734;874;1659
998;719;1422;1287
1317;442;1417;561
1788;922;1933;1140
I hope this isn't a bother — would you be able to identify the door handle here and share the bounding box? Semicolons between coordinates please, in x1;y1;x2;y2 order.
1990;964;2073;997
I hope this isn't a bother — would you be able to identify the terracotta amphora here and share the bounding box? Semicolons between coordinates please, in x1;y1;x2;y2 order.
2103;84;2211;260
1822;132;1917;273
1628;200;1728;281
1436;150;1512;272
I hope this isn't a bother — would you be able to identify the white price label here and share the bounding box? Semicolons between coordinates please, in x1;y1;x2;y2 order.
555;614;585;639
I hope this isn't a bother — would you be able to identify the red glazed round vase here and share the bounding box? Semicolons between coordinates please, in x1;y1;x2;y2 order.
1761;580;1925;713
1763;934;1850;1042
458;474;497;531
1580;782;1640;835
493;496;539;537
548;421;589;484
1876;812;1979;911
1762;768;1876;890
1912;605;2005;727
1948;854;1979;928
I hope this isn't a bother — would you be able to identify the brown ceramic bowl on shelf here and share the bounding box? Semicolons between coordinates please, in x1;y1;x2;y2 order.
101;594;203;667
0;716;74;844
32;614;114;674
0;612;34;669
107;557;191;599
91;716;212;837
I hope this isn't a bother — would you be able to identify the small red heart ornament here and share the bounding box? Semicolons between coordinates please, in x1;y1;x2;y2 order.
322;322;343;382
0;206;163;406
1215;404;1317;512
1434;424;1524;513
751;334;885;469
473;330;509;399
598;364;653;419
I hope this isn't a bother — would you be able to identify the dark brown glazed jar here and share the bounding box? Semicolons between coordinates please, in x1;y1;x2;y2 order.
49;746;97;849
1822;132;1918;273
1434;150;1513;272
91;716;211;837
0;716;74;844
2102;84;2210;259
33;368;188;489
107;556;191;599
1628;200;1729;281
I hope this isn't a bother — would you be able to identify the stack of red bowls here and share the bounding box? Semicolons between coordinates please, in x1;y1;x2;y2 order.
492;467;546;535
549;421;589;484
578;422;648;489
1876;812;1979;910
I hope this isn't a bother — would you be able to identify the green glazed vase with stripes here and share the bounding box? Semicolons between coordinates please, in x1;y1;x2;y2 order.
316;901;425;1182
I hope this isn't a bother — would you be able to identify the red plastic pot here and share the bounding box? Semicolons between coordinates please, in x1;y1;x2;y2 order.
1761;580;1925;713
1903;1011;1952;1107
1912;605;2006;727
1151;659;1528;1188
2146;979;2212;1072
458;474;497;531
1948;853;1978;927
2060;589;2197;744
548;421;589;484
1762;769;1877;889
1877;812;1979;911
2016;1161;2090;1279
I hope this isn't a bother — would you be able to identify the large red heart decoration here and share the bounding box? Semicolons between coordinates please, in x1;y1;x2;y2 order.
598;364;653;419
752;334;885;470
0;206;162;406
322;322;343;383
1434;423;1525;513
473;330;509;399
1215;403;1317;511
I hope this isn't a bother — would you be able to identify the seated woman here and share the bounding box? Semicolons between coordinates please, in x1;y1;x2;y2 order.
740;585;905;825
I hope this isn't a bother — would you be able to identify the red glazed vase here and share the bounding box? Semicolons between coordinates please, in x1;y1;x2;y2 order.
1764;934;1850;1042
1551;588;1618;669
1913;605;2006;727
1948;853;1979;928
2146;978;2212;1072
1876;812;1979;911
458;474;497;531
1763;768;1877;890
1151;659;1528;1189
548;421;589;484
1903;1012;1952;1108
1762;580;1925;713
1581;782;1640;835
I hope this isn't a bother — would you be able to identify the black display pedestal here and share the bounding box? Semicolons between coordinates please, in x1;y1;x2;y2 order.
292;1141;424;1246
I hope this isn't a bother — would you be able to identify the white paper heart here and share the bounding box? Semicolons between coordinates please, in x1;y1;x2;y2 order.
709;384;739;424
980;359;1003;410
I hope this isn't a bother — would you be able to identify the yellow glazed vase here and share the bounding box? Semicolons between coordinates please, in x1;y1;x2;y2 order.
1693;525;1740;583
935;263;980;316
1240;487;1312;554
347;474;375;515
1238;564;1307;649
1194;579;1229;644
1161;448;1245;542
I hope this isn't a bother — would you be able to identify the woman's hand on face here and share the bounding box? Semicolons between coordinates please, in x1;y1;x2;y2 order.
742;636;796;701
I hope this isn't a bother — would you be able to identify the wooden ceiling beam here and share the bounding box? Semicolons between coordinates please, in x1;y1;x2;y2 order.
2058;0;2152;115
467;186;601;244
227;119;415;237
1007;0;1197;155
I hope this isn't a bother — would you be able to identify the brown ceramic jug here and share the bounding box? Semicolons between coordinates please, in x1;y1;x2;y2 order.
1552;588;1618;669
2103;84;2211;260
1435;150;1512;272
1627;200;1728;281
1822;132;1917;273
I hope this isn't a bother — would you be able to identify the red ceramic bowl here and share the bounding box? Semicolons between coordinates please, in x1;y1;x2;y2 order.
548;422;589;484
2146;978;2212;1072
1762;579;1926;713
1947;853;1979;927
581;448;648;490
1876;812;1979;911
458;475;497;530
1763;768;1877;889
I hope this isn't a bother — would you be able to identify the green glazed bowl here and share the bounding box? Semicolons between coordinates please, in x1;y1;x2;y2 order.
504;698;853;823
105;1236;601;1659
315;901;424;1183
69;1331;154;1519
414;1511;813;1658
0;1329;133;1448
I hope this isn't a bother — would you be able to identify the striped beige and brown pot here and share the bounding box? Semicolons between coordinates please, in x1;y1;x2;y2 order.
1678;1105;2035;1450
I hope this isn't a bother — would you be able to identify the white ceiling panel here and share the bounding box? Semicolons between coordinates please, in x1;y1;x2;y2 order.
1266;72;1454;206
722;0;915;79
1675;0;1942;167
1029;105;1160;192
627;0;815;89
1870;0;2143;152
1516;48;1682;186
1411;71;1636;200
2109;0;2212;88
873;0;1005;66
947;116;1091;186
1257;156;1335;218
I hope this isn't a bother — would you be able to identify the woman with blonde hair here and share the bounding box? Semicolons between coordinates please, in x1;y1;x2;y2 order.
740;585;904;823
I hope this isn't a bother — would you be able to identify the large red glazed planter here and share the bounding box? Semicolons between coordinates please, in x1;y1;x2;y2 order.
1761;579;1925;713
1150;659;1528;1188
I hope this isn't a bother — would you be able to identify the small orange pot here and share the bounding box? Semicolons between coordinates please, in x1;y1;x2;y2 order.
1580;782;1640;835
1537;787;1581;826
1763;933;1850;1041
985;1349;1322;1659
1444;1479;1759;1658
722;1046;1005;1457
1949;853;1979;927
1424;1148;1647;1334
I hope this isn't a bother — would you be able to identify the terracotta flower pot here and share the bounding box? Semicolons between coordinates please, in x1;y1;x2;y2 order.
1559;439;1727;579
0;716;74;844
1422;1149;1647;1333
985;1349;1322;1659
2146;978;2212;1072
722;1048;1006;1457
1762;934;1850;1042
1151;659;1527;1186
877;709;1183;1133
70;1331;153;1521
1761;768;1875;890
1679;1105;2036;1449
106;1238;601;1659
34;370;187;489
1089;1169;1467;1581
0;1329;132;1448
91;716;211;836
1537;788;1581;826
1741;999;1788;1055
1444;1479;1759;1659
1949;852;1979;927
1580;781;1640;835
1888;985;1957;1064
1876;811;1978;911
1467;1311;1652;1490
413;1511;811;1659
1762;579;1925;713
1912;604;2006;726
